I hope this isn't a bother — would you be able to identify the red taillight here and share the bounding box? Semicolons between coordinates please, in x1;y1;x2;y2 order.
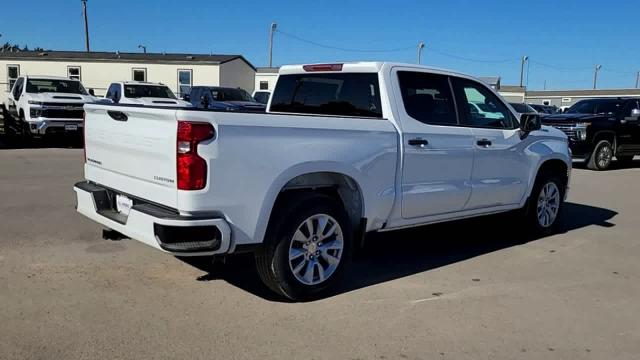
176;121;215;190
83;111;86;163
303;64;343;72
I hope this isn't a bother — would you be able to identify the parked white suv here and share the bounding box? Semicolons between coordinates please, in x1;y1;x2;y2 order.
75;62;571;300
104;81;191;107
2;75;96;141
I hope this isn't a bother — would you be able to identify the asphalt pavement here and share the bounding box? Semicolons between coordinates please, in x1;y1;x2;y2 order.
1;146;639;360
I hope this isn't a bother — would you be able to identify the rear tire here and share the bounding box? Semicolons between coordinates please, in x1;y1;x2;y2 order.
255;193;353;301
524;172;565;236
587;140;613;170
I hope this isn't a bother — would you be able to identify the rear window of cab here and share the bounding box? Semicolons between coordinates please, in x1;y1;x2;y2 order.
270;73;383;118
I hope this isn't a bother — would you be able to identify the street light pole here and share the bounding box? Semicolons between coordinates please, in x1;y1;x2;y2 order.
81;0;90;52
138;45;147;54
519;56;529;87
417;42;425;64
636;71;640;89
268;22;277;68
593;64;602;90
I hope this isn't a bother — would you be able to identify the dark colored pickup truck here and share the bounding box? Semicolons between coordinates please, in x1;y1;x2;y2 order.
543;98;640;170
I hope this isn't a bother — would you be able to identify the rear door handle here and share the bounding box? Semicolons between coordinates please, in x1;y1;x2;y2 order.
476;139;492;147
408;138;429;147
107;111;128;122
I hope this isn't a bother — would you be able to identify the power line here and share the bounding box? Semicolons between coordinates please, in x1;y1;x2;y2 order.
272;27;637;80
428;47;519;64
275;29;415;53
529;60;589;72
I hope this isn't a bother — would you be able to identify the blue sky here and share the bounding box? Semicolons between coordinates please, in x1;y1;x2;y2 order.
2;0;638;90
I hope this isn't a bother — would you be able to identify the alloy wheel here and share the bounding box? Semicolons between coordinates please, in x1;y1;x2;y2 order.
597;145;612;169
537;182;560;228
288;214;344;286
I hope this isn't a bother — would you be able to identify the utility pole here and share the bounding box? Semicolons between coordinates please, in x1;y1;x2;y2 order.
417;42;425;64
636;71;640;89
519;56;529;87
593;64;602;90
81;0;90;52
268;22;277;68
138;45;147;54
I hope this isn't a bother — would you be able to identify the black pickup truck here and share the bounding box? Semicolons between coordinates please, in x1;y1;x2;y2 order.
543;98;640;170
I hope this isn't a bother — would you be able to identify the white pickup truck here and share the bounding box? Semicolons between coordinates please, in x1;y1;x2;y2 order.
2;76;96;141
75;62;571;300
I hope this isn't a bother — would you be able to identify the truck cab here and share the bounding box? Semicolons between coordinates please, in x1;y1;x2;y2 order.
2;75;96;141
543;98;640;170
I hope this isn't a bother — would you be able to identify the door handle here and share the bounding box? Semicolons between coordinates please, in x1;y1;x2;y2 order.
107;111;128;122
476;139;492;147
408;138;429;147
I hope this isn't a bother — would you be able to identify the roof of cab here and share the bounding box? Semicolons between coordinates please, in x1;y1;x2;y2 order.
120;81;166;86
278;61;472;78
24;75;80;81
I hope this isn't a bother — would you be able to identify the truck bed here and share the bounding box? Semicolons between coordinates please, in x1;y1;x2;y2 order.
82;103;399;246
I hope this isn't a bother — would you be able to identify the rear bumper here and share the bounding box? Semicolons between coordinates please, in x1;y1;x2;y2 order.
74;181;231;256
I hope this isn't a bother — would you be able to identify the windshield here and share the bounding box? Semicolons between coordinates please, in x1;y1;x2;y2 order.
253;91;270;104
212;88;254;102
124;85;176;99
567;99;620;114
595;100;622;114
510;103;535;113
26;79;87;95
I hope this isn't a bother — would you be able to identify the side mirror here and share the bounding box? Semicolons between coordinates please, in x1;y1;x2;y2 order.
88;88;95;96
631;108;640;117
520;113;542;133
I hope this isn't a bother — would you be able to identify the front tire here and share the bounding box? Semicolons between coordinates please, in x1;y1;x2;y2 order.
587;140;613;170
525;173;565;235
256;193;353;301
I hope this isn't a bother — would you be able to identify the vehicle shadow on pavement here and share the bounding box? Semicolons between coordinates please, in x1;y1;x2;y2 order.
180;201;617;302
573;159;640;171
0;134;82;150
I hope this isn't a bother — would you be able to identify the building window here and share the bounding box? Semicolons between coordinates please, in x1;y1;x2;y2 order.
7;64;19;91
259;81;269;90
132;68;147;82
67;66;82;81
177;69;192;97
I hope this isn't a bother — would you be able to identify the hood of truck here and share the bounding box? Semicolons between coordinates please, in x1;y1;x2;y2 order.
124;97;192;107
25;92;97;104
542;113;613;124
207;100;266;112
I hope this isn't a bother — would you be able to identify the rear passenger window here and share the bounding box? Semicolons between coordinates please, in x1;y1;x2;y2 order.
270;73;382;118
397;71;457;125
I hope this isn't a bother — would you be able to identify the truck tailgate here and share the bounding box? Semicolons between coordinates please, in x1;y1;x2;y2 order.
83;104;178;208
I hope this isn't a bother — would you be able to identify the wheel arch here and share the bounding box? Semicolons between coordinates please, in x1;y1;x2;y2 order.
592;130;617;149
524;156;571;204
251;163;367;249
